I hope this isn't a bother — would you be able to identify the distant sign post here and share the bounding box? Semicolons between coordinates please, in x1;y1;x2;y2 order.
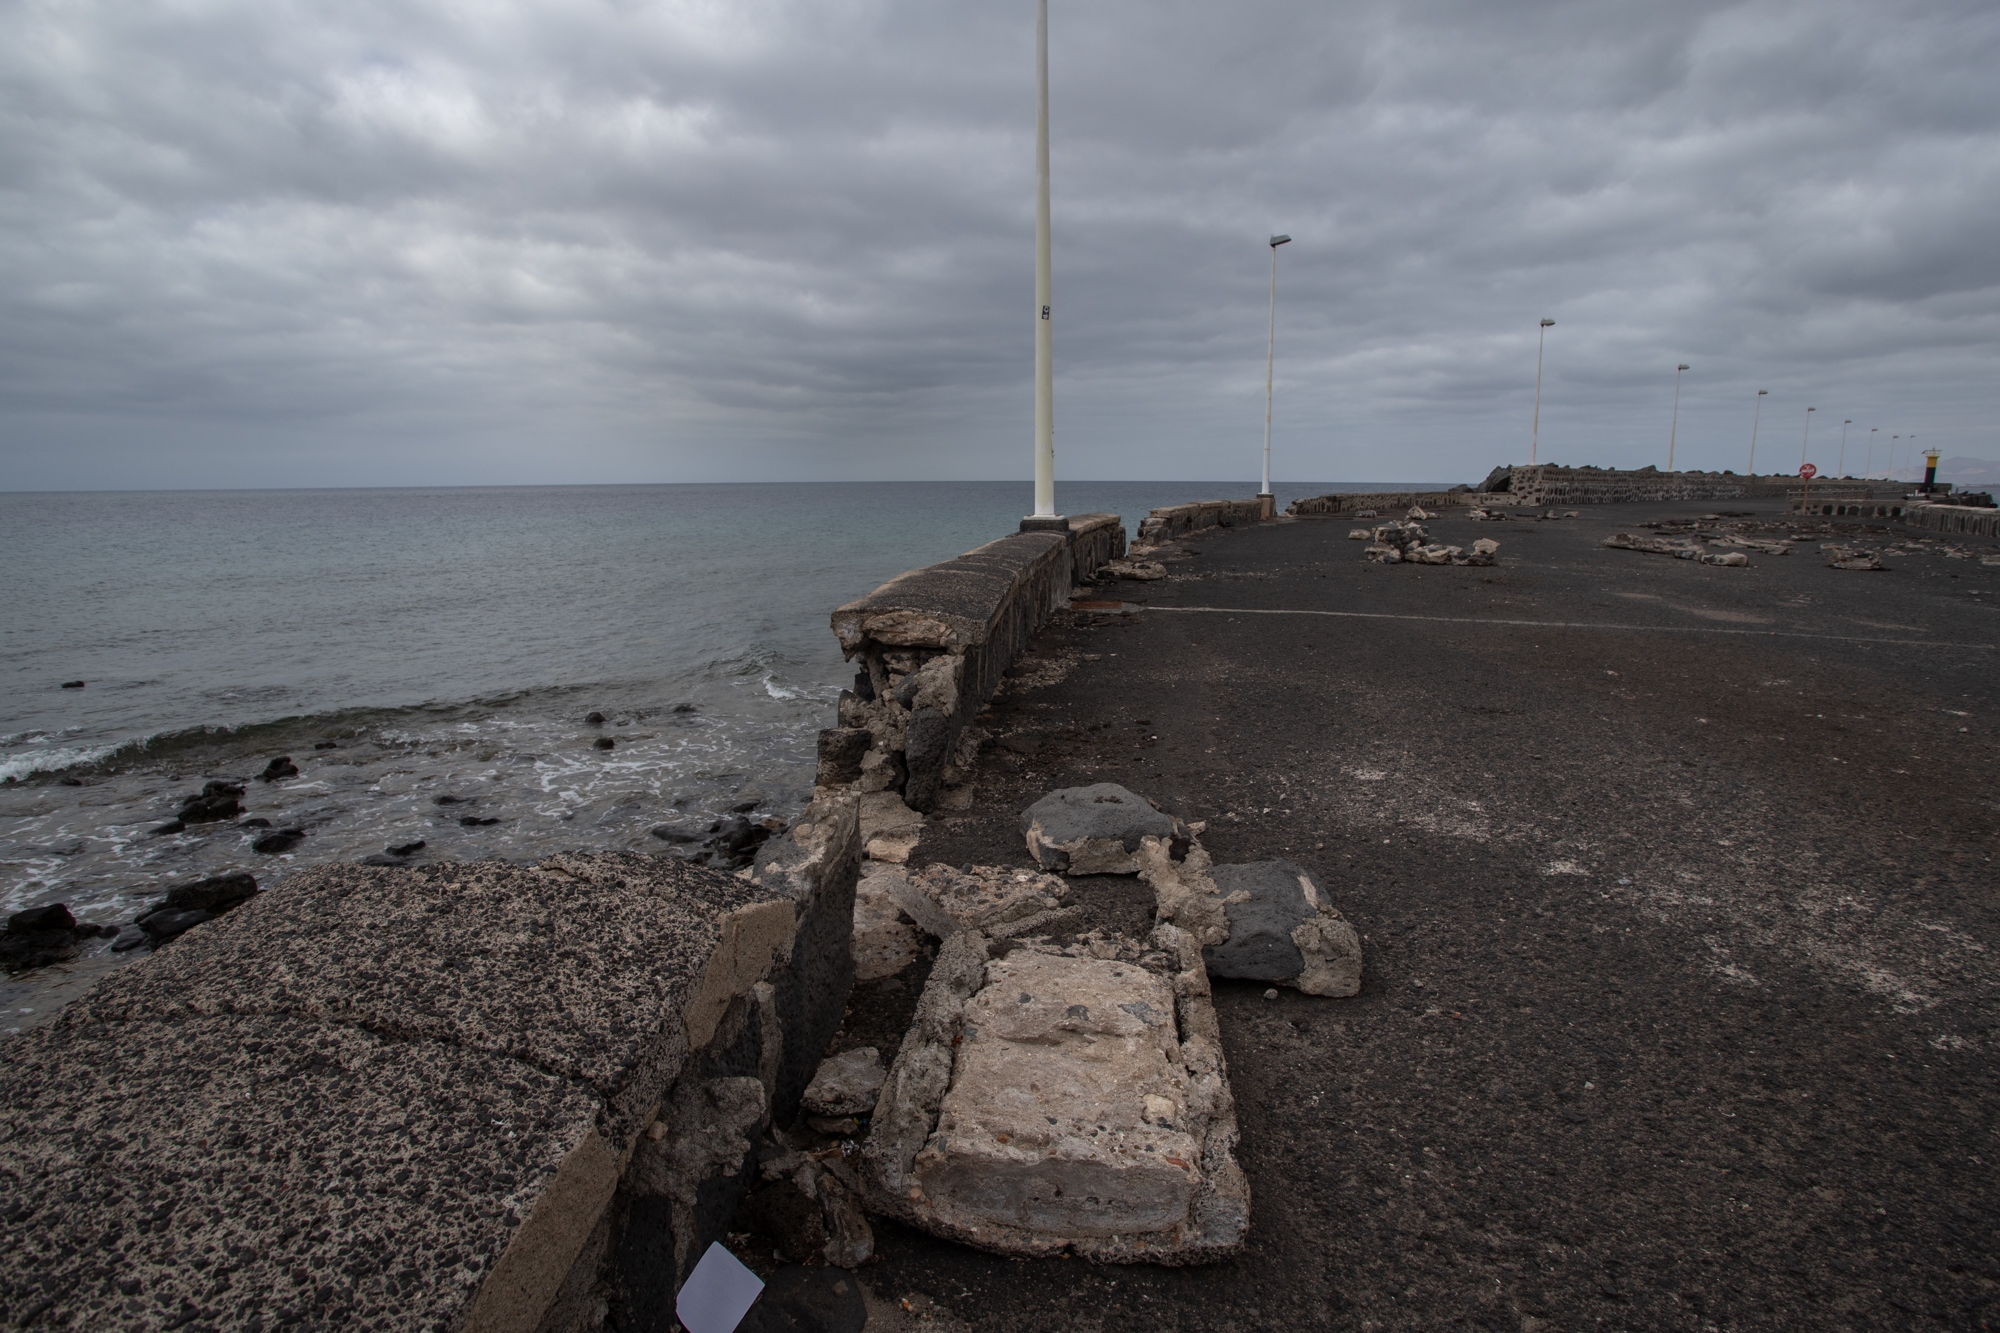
1799;462;1817;516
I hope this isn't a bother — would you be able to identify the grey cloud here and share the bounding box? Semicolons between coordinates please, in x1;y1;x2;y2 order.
1;0;1996;490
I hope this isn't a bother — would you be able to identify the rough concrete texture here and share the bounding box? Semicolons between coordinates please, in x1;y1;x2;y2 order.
852;864;923;982
1206;861;1362;997
833;496;1999;1330
864;926;1246;1264
803;1047;888;1117
883;862;1072;940
3;797;861;1333
859;791;924;864
1019;783;1185;875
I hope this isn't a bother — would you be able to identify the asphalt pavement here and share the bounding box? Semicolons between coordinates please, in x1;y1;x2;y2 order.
837;498;2000;1333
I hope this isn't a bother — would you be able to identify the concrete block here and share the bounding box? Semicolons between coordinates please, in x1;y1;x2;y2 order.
1020;783;1186;875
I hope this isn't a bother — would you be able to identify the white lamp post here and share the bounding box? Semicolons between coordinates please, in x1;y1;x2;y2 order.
1838;418;1850;477
1799;406;1815;470
1892;435;1901;481
1531;319;1555;466
1867;427;1877;478
1028;0;1057;522
1668;363;1689;472
1747;389;1768;474
1260;233;1291;511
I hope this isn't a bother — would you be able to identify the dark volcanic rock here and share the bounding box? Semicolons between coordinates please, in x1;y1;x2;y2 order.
166;872;260;914
586;710;606;724
359;853;406;866
673;703;698;714
137;907;214;944
313;740;338;750
149;821;185;836
251;829;305;854
434;794;466;805
3;903;84;973
259;756;299;782
459;816;501;827
58;776;83;786
650;824;700;844
60;680;84;689
594;736;616;750
816;727;871;786
109;924;149;952
1019;782;1185;874
177;780;245;823
239;817;273;829
1203;861;1318;982
387;840;426;857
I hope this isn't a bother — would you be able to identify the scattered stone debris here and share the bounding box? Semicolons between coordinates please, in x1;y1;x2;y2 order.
851;862;924;981
257;755;298;782
3;904;111;973
1102;558;1167;581
1021;783;1188;874
1138;838;1362;996
1822;543;1886;571
1347;527;1373;540
176;779;244;824
805;1048;889;1120
863;926;1248;1263
1709;535;1792;555
882;862;1079;940
860;791;925;864
1464;508;1512;521
741;1135;876;1269
1602;533;1748;566
1362;522;1497;566
1406;506;1433;520
120;871;261;950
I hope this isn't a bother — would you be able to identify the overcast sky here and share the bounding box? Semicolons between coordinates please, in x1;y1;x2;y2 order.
2;0;1996;491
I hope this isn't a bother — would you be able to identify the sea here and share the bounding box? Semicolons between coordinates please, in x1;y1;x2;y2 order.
1;480;1423;936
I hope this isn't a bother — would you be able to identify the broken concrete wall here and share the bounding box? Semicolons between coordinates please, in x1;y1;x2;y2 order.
824;515;1124;815
0;797;861;1333
1286;488;1475;516
1135;499;1267;544
1482;466;1911;507
1899;502;2000;540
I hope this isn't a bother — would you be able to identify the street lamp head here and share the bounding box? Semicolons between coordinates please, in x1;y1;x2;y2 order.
1757;389;1768;396
1269;234;1291;248
1678;364;1689;371
1540;319;1555;328
1807;406;1815;413
1844;419;1852;424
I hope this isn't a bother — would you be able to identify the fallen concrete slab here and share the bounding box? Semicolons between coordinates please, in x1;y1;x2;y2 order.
1020;783;1187;875
863;926;1247;1264
882;862;1074;940
0;796;861;1333
1138;840;1363;996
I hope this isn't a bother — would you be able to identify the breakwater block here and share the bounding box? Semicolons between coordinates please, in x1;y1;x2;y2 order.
863;926;1248;1264
0;794;860;1333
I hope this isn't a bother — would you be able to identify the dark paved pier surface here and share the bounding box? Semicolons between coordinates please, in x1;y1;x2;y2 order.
847;499;1999;1332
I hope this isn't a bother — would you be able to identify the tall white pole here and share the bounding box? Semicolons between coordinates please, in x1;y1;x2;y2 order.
1838;419;1850;477
1531;319;1553;466
1799;406;1815;469
1261;244;1278;499
1748;389;1767;474
1030;0;1055;519
1668;363;1688;472
1867;427;1876;478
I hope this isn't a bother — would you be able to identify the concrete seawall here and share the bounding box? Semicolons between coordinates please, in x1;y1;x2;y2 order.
1901;501;2000;539
1136;499;1268;543
1290;467;1915;515
0;802;861;1332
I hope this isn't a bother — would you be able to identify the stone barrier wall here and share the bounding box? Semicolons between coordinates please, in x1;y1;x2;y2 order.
1286;489;1475;516
1136;498;1268;543
0;801;864;1333
1901;502;2000;540
823;514;1124;814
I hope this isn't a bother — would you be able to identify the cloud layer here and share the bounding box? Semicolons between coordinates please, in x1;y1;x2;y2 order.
3;0;1996;489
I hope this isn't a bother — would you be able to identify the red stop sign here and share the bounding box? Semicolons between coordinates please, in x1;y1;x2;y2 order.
1799;463;1817;479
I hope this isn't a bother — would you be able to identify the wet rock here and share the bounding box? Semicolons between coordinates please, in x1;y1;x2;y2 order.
433;794;466;805
58;777;83;787
803;1048;887;1118
1020;783;1185;875
886;863;1076;940
852;864;923;982
650;824;700;845
177;780;244;824
2;904;84;973
731;799;761;813
673;703;698;714
61;680;85;689
149;821;186;837
387;840;426;857
313;740;339;750
594;736;616;750
736;1265;868;1333
109;924;149;952
137;907;214;944
459;815;501;827
359;854;408;867
251;829;305;854
258;756;298;783
162;871;259;914
585;710;606;724
864;927;1248;1263
238;817;272;829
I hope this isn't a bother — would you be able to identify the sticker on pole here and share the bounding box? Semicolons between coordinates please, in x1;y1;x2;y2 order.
1799;463;1817;479
676;1242;764;1333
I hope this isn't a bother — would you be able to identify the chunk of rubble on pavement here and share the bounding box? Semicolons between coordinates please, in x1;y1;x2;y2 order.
863;927;1248;1264
1137;838;1363;996
1821;543;1887;571
859;790;924;864
881;861;1080;940
1603;532;1749;566
1103;558;1167;581
1363;521;1497;567
1021;782;1188;874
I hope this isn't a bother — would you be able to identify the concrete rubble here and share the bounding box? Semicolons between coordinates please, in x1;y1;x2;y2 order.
1137;837;1363;997
1821;542;1887;571
1020;782;1189;874
851;863;923;982
858;790;924;864
881;862;1079;940
1101;558;1167;581
1361;521;1499;567
805;1048;889;1118
739;1136;875;1270
862;927;1248;1264
1602;532;1749;566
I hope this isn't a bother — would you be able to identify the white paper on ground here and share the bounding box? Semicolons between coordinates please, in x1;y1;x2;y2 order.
675;1242;765;1333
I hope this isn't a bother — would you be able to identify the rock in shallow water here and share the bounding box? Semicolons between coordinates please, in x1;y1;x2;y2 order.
2;904;85;973
258;756;298;782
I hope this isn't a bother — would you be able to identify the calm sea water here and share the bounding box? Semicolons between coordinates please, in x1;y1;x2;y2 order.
1;480;1426;931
